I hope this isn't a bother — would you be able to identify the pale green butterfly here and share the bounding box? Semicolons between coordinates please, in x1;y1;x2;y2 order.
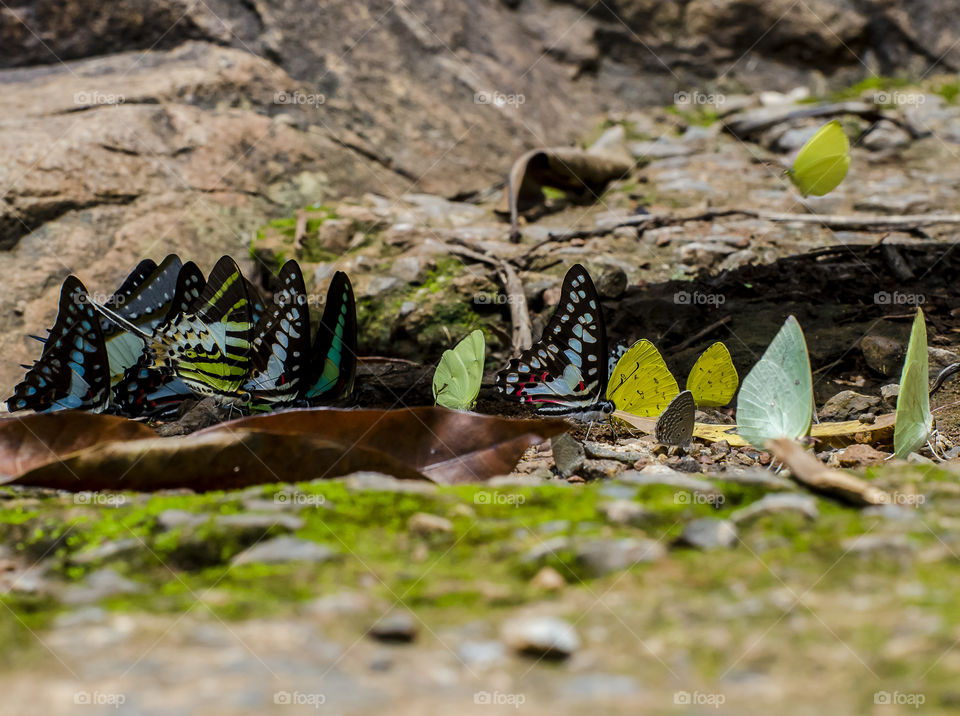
893;308;933;459
433;329;485;410
787;120;850;197
736;316;813;448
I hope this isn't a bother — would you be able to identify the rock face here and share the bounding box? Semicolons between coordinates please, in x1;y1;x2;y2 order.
0;0;957;390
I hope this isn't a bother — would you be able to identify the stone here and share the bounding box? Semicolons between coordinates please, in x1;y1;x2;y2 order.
70;538;143;565
575;538;666;577
156;509;207;530
619;465;722;500
596;267;628;299
390;255;424;283
598;500;655;528
530;566;567;591
230;537;337;566
370;612;418;643
929;347;960;369
679;519;738;550
841;534;915;559
730;494;819;525
583;442;649;464
62;568;142;605
717;468;796;491
836;444;889;467
861;336;904;376
629;139;693;160
521;536;570;565
580;459;625;481
552;433;585;478
819;390;881;420
408;512;454;535
502;616;579;659
341;472;437;494
560;673;642;700
458;640;507;668
881;383;900;408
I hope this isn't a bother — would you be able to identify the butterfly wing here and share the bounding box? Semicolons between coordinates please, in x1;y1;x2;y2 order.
112;263;205;417
244;260;311;404
686;341;738;407
496;264;607;412
152;256;254;396
655;390;695;446
433;329;485;410
894;308;933;458
606;339;679;416
789;120;850;197
103;255;184;384
302;271;358;402
736;316;813;448
8;276;110;413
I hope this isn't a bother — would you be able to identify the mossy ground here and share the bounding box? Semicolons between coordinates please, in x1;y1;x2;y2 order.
3;460;960;711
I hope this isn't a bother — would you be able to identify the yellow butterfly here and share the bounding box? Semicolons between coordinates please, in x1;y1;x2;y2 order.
607;339;679;417
686;341;738;408
787;120;850;197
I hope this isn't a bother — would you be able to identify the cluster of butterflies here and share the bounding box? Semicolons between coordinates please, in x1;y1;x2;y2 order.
436;261;939;458
433;264;740;446
7;255;357;417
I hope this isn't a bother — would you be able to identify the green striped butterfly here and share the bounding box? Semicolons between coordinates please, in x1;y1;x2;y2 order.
302;271;357;402
95;256;254;400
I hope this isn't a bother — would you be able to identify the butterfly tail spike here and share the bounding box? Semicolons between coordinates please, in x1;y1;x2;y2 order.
89;299;152;342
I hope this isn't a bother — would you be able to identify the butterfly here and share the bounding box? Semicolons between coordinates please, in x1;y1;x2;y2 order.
496;264;613;420
736;316;813;449
607;339;680;417
7;276;111;413
243;260;311;406
433;329;485;410
96;256;254;401
110;262;206;418
655;390;695;446
301;271;358;403
685;341;738;408
102;255;184;386
894;308;933;458
787;120;850;197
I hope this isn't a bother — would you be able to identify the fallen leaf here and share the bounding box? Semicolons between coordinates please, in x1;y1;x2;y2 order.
498;147;633;241
0;412;155;477
203;407;568;485
8;429;425;492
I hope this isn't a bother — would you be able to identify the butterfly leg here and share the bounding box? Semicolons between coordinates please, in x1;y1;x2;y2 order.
584;421;594;443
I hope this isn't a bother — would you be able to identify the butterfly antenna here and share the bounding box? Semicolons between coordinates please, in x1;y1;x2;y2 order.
90;299;152;342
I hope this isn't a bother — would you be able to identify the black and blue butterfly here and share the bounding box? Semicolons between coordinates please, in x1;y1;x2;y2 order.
496;264;614;421
110;261;206;418
301;270;357;403
7;276;111;413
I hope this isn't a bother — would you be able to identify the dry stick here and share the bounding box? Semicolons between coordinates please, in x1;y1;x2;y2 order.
671;316;732;352
768;438;889;506
543;209;960;244
443;241;533;353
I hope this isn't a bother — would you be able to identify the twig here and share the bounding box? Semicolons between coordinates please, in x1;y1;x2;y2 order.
723;101;928;140
442;240;533;352
768;438;889;506
543;208;960;244
671;316;732;352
